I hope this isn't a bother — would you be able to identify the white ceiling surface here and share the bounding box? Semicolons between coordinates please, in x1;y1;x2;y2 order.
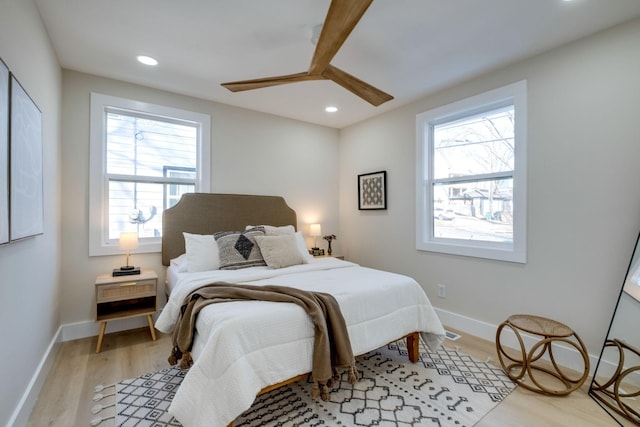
36;0;640;129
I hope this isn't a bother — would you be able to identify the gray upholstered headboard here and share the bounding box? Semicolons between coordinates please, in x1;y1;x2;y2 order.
162;193;297;266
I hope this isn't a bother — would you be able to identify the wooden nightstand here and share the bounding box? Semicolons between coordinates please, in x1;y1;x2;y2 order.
314;254;345;260
95;270;158;353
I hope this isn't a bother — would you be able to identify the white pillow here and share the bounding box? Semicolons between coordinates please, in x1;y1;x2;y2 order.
169;253;188;273
254;234;305;269
295;231;314;263
246;224;295;236
183;232;220;272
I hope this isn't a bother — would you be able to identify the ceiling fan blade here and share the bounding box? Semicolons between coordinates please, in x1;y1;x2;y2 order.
322;65;393;106
308;0;373;75
221;72;324;92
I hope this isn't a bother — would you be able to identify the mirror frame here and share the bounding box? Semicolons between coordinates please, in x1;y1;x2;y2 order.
589;231;640;425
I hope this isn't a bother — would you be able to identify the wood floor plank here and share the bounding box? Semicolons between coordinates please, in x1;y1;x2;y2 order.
25;326;619;426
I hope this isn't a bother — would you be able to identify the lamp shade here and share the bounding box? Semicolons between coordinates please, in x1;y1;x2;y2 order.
309;224;322;237
119;231;139;251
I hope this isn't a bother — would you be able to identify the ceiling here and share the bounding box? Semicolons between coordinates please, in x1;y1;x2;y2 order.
35;0;640;129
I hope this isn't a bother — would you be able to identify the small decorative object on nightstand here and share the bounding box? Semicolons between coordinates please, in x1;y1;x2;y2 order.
95;269;158;353
113;231;141;276
323;234;337;255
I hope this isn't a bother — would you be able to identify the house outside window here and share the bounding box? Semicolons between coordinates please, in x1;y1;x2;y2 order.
164;166;196;209
416;81;527;263
89;93;211;256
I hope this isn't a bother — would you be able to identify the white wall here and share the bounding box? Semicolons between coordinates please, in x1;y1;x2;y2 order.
60;70;340;333
0;0;62;425
339;18;640;355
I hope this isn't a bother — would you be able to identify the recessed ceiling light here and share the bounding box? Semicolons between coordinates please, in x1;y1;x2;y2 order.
137;55;158;66
325;106;338;113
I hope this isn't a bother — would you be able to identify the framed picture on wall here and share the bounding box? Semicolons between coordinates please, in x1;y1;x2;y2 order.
358;170;387;210
10;74;43;241
0;58;8;245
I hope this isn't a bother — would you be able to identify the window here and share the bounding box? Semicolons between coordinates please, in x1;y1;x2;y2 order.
416;81;527;263
90;93;211;256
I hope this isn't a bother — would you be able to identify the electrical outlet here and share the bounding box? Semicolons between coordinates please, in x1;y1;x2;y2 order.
437;283;446;298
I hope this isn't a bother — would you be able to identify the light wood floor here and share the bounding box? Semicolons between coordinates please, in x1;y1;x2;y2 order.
26;326;620;427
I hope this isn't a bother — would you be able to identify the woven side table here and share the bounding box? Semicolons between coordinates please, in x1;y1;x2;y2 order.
496;314;589;396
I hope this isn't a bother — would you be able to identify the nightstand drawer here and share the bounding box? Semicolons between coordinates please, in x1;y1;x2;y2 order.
96;279;156;303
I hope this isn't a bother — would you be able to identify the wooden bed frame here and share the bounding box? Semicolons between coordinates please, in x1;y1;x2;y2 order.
161;193;421;426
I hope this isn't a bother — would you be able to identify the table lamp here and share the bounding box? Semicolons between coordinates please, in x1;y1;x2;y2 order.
113;231;141;276
310;223;322;250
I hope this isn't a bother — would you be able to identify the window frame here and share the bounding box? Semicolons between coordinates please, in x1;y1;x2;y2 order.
415;81;527;263
89;93;211;256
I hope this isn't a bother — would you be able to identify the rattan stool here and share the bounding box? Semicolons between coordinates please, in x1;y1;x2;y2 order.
496;314;589;395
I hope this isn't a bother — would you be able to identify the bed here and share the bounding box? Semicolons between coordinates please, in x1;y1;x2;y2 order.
155;193;446;427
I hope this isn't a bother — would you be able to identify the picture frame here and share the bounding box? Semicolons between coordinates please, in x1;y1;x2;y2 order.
0;58;8;245
358;170;387;210
10;74;43;241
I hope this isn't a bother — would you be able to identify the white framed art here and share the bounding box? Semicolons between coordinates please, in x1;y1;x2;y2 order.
10;74;43;241
0;58;8;244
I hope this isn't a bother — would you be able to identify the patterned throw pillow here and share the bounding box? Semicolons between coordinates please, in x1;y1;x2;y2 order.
214;227;267;270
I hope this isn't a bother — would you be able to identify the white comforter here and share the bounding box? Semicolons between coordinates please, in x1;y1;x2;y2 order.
155;258;446;427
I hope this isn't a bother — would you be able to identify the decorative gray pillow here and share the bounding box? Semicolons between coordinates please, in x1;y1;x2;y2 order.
245;224;295;236
254;234;305;269
214;227;267;270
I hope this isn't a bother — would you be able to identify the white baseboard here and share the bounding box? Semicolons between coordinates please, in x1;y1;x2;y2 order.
8;326;63;427
435;307;601;376
62;316;150;342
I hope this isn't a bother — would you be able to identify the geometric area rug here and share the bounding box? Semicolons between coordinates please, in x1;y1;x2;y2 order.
92;340;516;426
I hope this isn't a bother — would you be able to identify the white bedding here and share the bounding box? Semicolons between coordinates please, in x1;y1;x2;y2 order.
165;265;182;295
156;258;446;427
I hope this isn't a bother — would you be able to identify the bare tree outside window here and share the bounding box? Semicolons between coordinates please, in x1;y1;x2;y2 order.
432;106;515;243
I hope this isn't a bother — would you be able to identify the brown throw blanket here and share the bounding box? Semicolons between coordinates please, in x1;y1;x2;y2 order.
168;282;359;400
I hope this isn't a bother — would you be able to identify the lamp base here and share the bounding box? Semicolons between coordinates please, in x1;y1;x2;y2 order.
113;266;141;277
